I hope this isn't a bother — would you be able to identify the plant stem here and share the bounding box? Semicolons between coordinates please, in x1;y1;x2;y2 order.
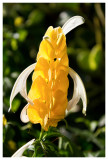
39;127;44;140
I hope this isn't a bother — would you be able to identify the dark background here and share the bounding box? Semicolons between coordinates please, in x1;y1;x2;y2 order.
3;3;105;157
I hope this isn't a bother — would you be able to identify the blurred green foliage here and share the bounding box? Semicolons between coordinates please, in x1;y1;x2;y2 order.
3;3;105;157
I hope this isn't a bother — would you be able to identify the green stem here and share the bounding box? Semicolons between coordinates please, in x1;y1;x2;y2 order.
39;127;44;140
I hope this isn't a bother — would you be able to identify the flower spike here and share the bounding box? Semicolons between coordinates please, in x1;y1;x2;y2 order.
9;63;36;112
9;15;87;131
12;139;35;157
67;67;87;115
62;16;85;35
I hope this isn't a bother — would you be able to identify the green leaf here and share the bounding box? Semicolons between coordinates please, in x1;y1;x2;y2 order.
58;136;84;157
77;45;102;71
88;44;102;71
77;49;90;70
59;150;69;157
11;99;21;112
84;150;105;157
64;142;73;154
40;140;58;157
42;131;65;141
11;39;18;51
18;30;28;42
75;117;90;128
32;140;44;157
68;127;104;149
27;10;44;26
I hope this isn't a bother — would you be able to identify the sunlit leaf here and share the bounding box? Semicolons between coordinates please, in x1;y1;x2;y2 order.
11;39;18;51
18;30;28;42
11;99;21;112
27;10;44;26
77;49;90;70
89;45;102;71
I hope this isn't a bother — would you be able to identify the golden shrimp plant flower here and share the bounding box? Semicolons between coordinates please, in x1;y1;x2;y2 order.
9;16;87;131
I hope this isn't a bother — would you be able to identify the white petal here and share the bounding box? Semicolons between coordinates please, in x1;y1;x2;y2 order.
62;16;85;35
9;63;36;112
12;139;35;157
67;67;87;115
20;104;29;123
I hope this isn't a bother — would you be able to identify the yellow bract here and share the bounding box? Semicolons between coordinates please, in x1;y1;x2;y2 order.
27;26;69;131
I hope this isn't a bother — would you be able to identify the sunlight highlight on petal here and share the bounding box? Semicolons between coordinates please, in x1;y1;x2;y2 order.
62;16;85;35
67;67;87;115
9;63;36;112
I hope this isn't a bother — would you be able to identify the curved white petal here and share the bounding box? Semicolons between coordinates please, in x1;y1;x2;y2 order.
20;104;29;123
12;139;35;157
62;16;85;35
9;63;36;112
67;67;87;115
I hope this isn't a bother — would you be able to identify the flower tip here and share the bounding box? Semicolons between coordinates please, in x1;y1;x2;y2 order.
80;16;85;23
12;138;35;157
29;138;35;145
82;108;86;116
82;96;87;116
8;99;13;112
8;108;10;112
62;15;85;35
20;104;30;123
8;103;11;112
43;35;50;40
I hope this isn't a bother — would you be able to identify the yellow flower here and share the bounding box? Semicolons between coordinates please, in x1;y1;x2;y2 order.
27;27;69;130
9;16;87;131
